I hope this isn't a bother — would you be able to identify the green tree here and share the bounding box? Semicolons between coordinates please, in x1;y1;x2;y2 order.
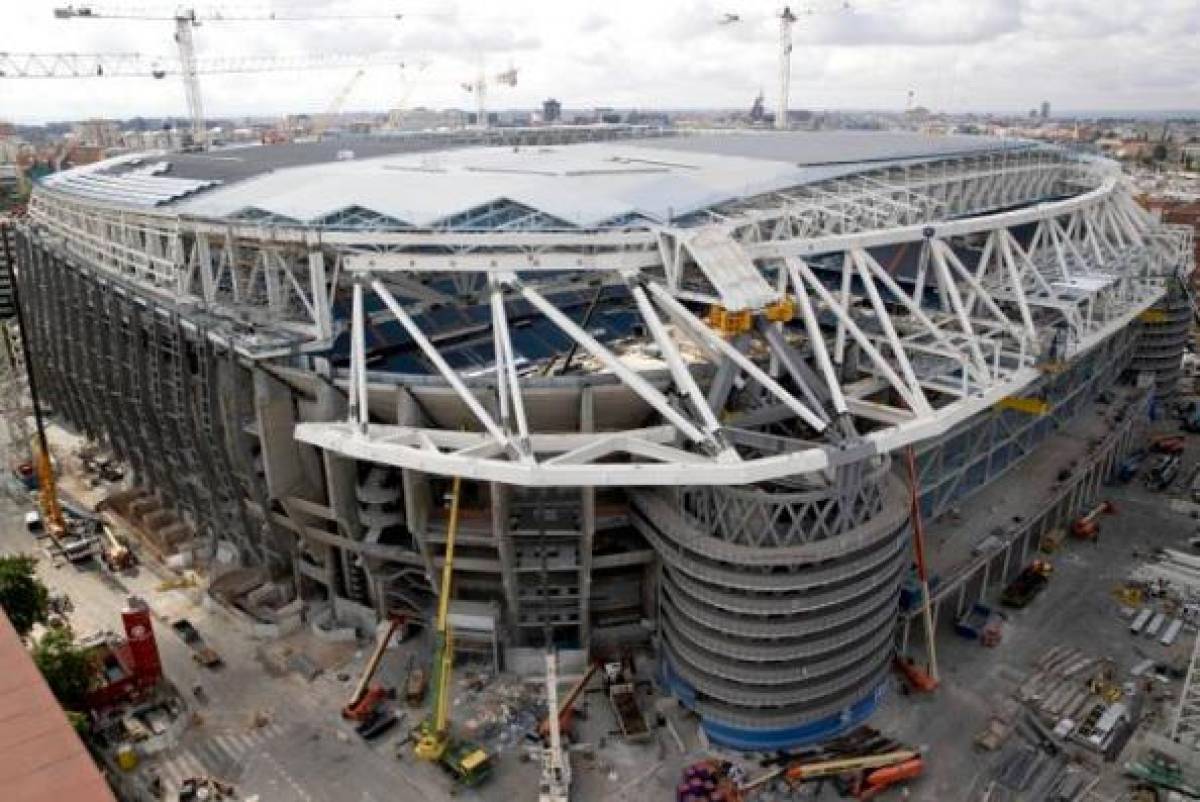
0;554;49;637
32;627;94;710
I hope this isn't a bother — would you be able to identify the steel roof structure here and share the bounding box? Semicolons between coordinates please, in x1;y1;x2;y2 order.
26;130;1195;489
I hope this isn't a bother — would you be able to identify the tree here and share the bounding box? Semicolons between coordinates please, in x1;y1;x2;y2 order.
32;627;94;710
0;555;49;637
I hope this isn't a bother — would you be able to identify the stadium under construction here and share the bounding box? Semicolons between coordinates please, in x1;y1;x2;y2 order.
2;126;1195;750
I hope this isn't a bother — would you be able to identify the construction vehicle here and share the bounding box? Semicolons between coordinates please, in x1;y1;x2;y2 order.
170;619;221;668
1001;561;1053;608
851;757;924;800
1146;453;1182;492
602;658;650;741
99;523;134;571
784;749;920;783
893;656;938;694
1071;500;1115;540
414;477;493;788
405;663;428;707
342;616;402;721
537;652;571;802
536;660;600;741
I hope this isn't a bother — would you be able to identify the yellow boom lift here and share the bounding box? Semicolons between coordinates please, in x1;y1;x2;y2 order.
414;476;493;787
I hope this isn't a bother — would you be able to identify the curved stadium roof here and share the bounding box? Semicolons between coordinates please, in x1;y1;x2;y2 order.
43;130;1037;230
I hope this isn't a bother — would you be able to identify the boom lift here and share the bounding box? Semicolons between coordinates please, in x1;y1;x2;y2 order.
343;615;403;721
538;651;570;802
783;750;920;783
414;476;492;787
537;660;600;740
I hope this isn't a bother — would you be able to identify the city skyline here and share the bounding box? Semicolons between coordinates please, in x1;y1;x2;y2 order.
0;0;1197;123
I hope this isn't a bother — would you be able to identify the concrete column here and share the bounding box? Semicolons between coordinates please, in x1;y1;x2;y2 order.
492;482;521;634
398;388;437;586
578;387;596;649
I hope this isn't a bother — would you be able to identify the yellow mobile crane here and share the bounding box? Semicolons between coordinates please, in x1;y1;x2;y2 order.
0;223;66;542
414;476;493;787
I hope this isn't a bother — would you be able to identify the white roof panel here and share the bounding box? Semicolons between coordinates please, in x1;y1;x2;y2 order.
174;142;818;227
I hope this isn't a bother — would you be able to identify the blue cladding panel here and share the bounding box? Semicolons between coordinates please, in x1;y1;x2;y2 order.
659;657;887;751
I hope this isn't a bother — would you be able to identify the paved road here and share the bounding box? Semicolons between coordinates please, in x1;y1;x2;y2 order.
0;487;497;802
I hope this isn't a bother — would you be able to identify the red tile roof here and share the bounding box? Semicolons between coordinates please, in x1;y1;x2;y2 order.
0;611;116;802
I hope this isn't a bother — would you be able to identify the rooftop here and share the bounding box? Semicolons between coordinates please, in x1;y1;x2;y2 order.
40;129;1038;230
0;610;117;802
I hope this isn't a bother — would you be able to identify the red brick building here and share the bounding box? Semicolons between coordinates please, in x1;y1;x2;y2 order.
0;611;116;802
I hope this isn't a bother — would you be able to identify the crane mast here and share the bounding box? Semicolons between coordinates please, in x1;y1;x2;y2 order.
776;5;797;130
311;68;366;140
461;66;517;129
173;13;205;147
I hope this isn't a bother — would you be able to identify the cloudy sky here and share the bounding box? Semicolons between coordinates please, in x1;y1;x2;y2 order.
1;0;1198;123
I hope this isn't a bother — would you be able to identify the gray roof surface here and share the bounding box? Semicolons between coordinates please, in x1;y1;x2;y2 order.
52;130;1045;228
640;130;1030;166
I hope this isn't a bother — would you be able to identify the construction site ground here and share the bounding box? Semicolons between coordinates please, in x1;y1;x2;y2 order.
869;413;1200;800
7;403;1200;801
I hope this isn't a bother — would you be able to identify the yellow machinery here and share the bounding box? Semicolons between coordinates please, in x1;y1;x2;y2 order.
414;476;492;786
706;305;753;335
997;396;1050;416
33;441;65;537
763;296;795;323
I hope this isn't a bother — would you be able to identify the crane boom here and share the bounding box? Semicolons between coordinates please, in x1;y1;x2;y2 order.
54;4;404;22
0;51;407;79
538;651;570;802
311;68;366;140
416;475;462;757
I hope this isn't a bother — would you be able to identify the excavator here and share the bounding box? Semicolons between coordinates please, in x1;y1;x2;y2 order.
343;615;404;721
413;476;493;788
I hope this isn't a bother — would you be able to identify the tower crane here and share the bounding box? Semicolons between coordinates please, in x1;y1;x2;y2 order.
0;51;408;149
52;4;405;148
310;68;366;141
413;476;493;788
460;65;518;129
719;3;856;130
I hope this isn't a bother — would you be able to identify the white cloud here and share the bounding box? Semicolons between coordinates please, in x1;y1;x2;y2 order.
0;0;1196;123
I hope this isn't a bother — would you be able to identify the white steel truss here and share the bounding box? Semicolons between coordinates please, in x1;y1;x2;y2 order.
26;148;1191;486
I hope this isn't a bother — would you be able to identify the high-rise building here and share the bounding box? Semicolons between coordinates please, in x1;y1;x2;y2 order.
542;98;562;124
1041;101;1051;120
